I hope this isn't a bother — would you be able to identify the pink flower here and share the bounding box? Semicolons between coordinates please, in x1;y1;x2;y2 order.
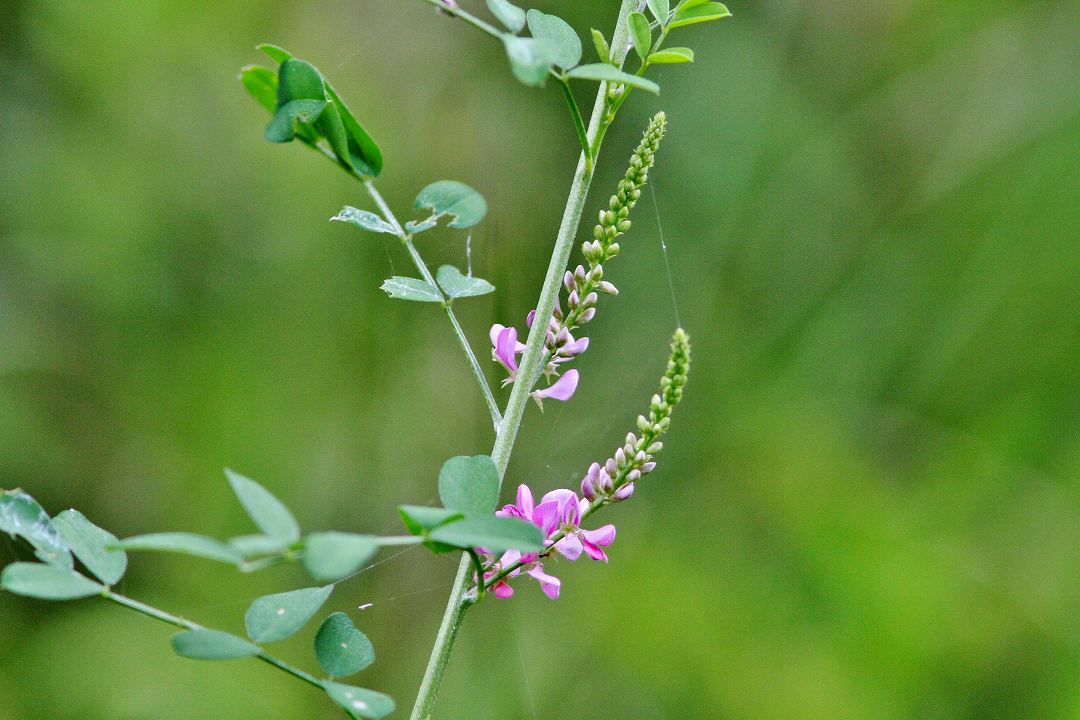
489;324;525;381
530;369;579;407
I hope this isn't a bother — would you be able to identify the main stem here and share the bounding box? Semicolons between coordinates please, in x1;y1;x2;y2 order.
408;3;640;718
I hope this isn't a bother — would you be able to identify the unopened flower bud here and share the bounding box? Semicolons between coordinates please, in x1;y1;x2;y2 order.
567;291;579;308
574;265;587;285
626;432;637;446
608;243;620;256
598;281;618;295
612;483;635;501
640;461;657;474
583;292;599;307
599;468;614;493
625;469;641;484
580;308;596;322
614;448;627;468
563;271;574;293
647;441;663;454
634;450;647;464
605;458;618;478
617;220;632;233
589;265;603;281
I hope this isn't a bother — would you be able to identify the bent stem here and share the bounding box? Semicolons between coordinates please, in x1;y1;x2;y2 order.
409;2;641;718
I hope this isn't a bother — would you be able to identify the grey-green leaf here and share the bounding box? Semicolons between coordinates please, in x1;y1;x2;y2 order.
228;534;286;559
332;207;397;235
414;181;488;229
120;533;244;565
245;585;334;643
590;29;611;63
567;64;661;95
428;515;544;554
265;99;327;143
315;612;375;677
526;9;582;69
648;0;671;25
323;682;395;719
404;218;438;235
52;509;126;585
486;0;525;33
502;35;557;87
437;455;500;516
380;277;443;303
628;12;652;62
398;506;463;535
435;266;495;300
0;489;72;569
225;469;300;545
648;47;695;64
669;1;731;29
1;563;102;600
171;630;262;661
302;533;378;583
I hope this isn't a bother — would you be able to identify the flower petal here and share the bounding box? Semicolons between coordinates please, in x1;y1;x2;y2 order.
493;581;515;599
555;533;583;561
526;565;561;600
531;369;579;402
532;501;561;537
516;484;535;517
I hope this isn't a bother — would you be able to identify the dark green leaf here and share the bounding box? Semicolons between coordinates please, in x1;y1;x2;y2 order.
302;533;378;582
628;12;652;62
648;0;671;25
245;585;333;643
52;509;126;585
265;99;327;143
502;35;557;87
228;534;286;559
323;81;384;177
380;277;443;303
315;612;375;677
0;489;72;569
669;1;731;29
437;455;500;515
413;180;488;229
332;207;397;235
171;630;262;660
428;515;544;554
225;469;301;545
435;266;495;300
398;506;463;535
277;58;326;103
323;682;395;719
567;64;661;95
526;9;582;69
649;47;695;63
486;0;525;33
240;65;277;113
119;533;244;565
590;29;611;63
1;563;102;600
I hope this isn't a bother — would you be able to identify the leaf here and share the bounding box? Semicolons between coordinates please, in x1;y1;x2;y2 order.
119;533;244;565
526;9;582;69
258;43;293;64
486;0;525;33
628;12;652;62
669;2;731;29
398;506;463;535
590;29;610;63
379;277;443;303
323;682;395;719
225;469;301;545
315;612;375;677
649;47;695;64
0;489;72;569
228;534;286;559
332;207;397;235
404;218;438;235
265;99;327;143
648;0;671;25
437;455;500;516
413;180;488;229
502;35;557;87
428;516;544;554
302;532;378;582
323;80;384;177
567;64;661;95
435;266;495;300
245;585;333;643
171;630;262;661
52;509;126;585
1;563;102;600
277;58;326;103
240;64;277;113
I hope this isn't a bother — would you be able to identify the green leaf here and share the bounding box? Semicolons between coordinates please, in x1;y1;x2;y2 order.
265;99;327;143
1;563;102;600
502;34;557;87
228;534;286;559
567;64;661;95
526;9;582;69
404;218;438;235
323;682;395;719
628;12;652;62
413;180;488;229
52;509;126;585
277;58;326;103
437;455;499;516
119;533;244;565
323;80;384;177
649;47;695;64
590;29;611;63
0;489;72;569
245;585;333;643
258;43;293;64
486;0;525;33
380;277;443;303
428;516;544;554
240;64;277;113
332;207;397;235
669;2;731;29
435;266;495;300
225;469;301;545
302;532;378;583
171;630;262;661
398;506;463;535
315;612;375;677
648;0;671;25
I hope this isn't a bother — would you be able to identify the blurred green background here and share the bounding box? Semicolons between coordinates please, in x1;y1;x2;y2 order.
2;0;1079;718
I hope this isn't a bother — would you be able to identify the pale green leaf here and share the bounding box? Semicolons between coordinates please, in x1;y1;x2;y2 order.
413;181;488;229
380;277;443;303
245;585;333;643
323;682;395;719
171;630;262;660
52;509;126;585
526;9;582;69
486;0;525;33
332;207;397;234
120;533;244;565
435;266;495;300
398;506;463;535
502;34;557;87
628;12;652;62
228;534;286;559
567;64;660;95
240;65;277;113
648;0;671;25
0;489;72;569
404;218;438;234
257;43;293;64
315;612;375;677
669;2;731;29
1;563;102;600
437;455;500;516
225;469;300;545
649;47;695;64
302;532;378;582
590;29;611;63
428;516;544;554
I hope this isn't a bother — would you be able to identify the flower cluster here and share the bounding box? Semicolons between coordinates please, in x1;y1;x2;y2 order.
488;112;668;407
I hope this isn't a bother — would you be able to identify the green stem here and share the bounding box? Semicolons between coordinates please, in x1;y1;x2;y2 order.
362;178;503;429
557;77;592;171
418;0;503;39
408;3;641;719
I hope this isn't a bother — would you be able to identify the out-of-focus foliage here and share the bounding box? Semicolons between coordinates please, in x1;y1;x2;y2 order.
1;1;1078;718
